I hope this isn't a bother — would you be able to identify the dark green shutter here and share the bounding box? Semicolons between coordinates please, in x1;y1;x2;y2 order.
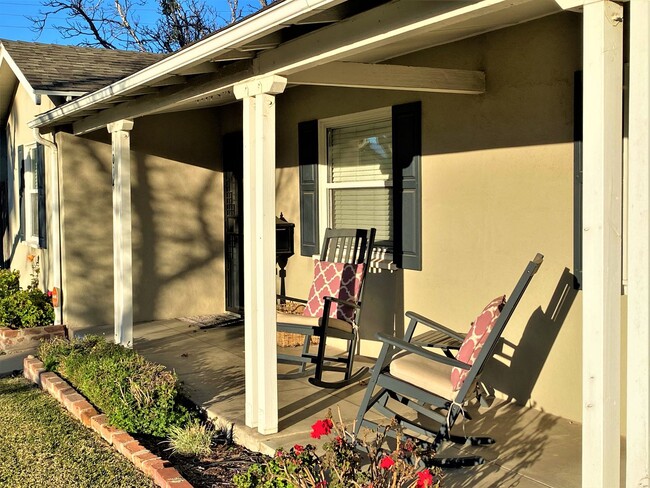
17;145;25;240
36;143;47;248
392;102;422;270
298;120;320;256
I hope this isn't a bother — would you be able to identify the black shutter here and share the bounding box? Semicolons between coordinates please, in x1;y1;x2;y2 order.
392;102;422;270
17;145;25;240
36;143;47;248
573;72;582;289
299;120;320;256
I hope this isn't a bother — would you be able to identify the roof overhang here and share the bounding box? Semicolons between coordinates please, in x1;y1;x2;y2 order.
29;0;568;134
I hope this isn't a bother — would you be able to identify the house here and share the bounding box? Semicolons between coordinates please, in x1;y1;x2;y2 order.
1;0;648;487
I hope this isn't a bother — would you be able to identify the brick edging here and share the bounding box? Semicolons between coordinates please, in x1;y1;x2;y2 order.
23;356;192;488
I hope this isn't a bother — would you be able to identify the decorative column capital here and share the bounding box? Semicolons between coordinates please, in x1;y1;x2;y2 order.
234;75;287;99
107;119;134;133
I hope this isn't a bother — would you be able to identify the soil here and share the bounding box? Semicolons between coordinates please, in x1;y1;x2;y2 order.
140;433;269;487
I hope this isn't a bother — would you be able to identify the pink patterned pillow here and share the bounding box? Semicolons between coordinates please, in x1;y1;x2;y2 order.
450;295;506;391
303;260;365;323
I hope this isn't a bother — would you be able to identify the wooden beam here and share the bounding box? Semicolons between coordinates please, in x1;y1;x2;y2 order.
626;1;650;487
289;62;485;94
172;61;219;76
72;61;253;135
210;50;255;62
581;2;624;487
108;119;134;348
239;31;282;51
256;0;524;76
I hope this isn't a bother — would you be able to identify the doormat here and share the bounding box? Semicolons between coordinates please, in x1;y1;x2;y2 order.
178;312;243;329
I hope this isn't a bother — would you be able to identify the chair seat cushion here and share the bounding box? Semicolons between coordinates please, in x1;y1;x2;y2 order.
276;312;353;333
390;351;456;401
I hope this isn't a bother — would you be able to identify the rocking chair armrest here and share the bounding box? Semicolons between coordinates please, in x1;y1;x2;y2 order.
276;295;308;304
376;333;471;370
405;311;465;342
323;295;361;310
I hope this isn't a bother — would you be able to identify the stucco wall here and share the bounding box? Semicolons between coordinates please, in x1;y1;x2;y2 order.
57;109;224;328
2;83;56;292
270;12;585;422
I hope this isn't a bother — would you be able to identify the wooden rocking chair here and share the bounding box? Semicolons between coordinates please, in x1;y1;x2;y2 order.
354;253;544;467
277;227;376;388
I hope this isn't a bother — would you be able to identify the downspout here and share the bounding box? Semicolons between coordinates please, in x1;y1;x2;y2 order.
33;128;62;326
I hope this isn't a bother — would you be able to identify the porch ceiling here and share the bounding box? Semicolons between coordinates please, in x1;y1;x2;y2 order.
29;0;565;134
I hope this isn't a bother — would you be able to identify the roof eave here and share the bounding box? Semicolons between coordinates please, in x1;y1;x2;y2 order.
29;0;347;129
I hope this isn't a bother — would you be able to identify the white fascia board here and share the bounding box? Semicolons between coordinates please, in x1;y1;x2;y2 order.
28;0;346;129
0;46;35;98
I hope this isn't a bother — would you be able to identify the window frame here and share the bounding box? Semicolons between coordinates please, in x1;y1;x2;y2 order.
317;107;394;251
22;143;43;248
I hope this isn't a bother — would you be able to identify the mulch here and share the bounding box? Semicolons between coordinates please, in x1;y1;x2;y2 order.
139;433;269;487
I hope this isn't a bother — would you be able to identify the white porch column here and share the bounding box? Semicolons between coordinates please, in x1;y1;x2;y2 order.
108;120;134;348
627;1;650;487
234;76;287;435
582;2;624;488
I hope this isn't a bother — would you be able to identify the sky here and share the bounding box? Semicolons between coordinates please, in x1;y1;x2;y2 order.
0;0;261;46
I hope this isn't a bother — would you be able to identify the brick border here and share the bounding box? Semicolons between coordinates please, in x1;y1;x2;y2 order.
23;356;192;488
1;325;66;353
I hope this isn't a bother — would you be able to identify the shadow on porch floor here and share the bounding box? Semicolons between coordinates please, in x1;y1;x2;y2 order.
72;318;586;488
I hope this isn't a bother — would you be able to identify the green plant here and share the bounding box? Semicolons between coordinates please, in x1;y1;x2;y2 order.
0;267;54;329
234;410;442;488
38;335;193;437
167;419;214;457
0;269;20;299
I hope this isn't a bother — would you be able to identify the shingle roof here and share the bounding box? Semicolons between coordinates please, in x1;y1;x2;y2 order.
0;39;165;93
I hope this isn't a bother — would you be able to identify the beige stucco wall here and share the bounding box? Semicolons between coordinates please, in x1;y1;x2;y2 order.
2;82;56;292
270;12;587;422
57;109;224;328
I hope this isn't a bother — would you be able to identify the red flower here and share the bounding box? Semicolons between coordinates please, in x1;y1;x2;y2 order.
379;456;395;469
335;436;344;446
417;469;434;487
293;444;304;454
315;482;327;488
310;419;333;439
47;290;53;298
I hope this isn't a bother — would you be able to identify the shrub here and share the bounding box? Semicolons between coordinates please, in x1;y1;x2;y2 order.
234;411;442;488
0;269;54;329
38;335;193;437
167;419;214;457
0;270;20;299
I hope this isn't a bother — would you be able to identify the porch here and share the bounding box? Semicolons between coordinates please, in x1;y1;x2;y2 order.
74;319;588;488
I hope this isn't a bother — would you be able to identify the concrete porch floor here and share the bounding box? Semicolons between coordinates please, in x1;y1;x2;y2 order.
73;318;584;488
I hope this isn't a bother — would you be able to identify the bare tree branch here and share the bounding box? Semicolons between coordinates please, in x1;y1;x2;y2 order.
29;0;266;53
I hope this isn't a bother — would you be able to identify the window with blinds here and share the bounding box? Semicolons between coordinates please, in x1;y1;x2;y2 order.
24;144;43;245
326;117;393;246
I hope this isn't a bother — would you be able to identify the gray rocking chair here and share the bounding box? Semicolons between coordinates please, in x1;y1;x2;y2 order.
354;253;544;467
277;227;376;389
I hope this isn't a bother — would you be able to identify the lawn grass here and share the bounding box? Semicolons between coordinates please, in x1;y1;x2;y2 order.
0;376;155;488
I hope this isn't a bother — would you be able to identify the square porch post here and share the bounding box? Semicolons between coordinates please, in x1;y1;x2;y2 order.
234;76;287;435
582;2;624;487
107;120;134;348
626;1;650;486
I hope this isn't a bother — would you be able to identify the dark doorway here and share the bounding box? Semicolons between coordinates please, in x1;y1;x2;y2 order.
223;131;244;315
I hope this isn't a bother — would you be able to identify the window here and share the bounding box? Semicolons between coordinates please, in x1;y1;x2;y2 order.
299;102;422;270
20;143;46;248
318;108;393;248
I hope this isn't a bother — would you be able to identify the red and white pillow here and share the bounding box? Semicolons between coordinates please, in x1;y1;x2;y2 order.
303;260;365;324
450;295;506;391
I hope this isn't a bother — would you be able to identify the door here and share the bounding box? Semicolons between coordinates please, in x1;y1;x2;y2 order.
223;132;244;314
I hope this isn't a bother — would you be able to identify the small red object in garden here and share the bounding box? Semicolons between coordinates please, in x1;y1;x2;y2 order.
380;456;395;469
417;469;434;487
310;418;333;439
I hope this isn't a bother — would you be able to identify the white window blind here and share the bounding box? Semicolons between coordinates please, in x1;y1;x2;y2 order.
327;118;393;244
